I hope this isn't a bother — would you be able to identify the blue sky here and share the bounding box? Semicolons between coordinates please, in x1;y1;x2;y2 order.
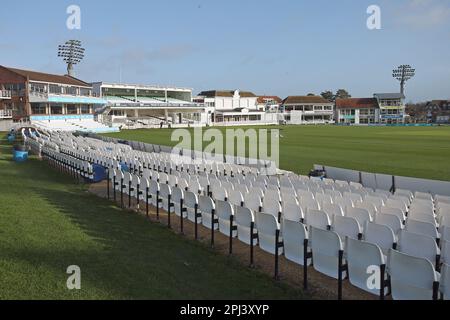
1;0;449;102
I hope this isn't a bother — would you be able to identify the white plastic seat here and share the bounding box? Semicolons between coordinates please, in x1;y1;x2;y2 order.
282;202;304;222
310;227;346;299
389;249;440;300
244;192;262;212
415;191;433;201
322;203;344;218
405;219;440;240
147;180;159;207
332;215;361;241
364;222;396;256
333;197;354;210
409;203;434;217
235;206;257;246
375;213;403;235
228;189;244;207
346;238;388;298
408;211;438;227
440;263;450;300
364;195;385;209
385;199;408;214
281;193;299;206
380;206;405;222
262;197;282;219
283;220;311;266
395;188;413;201
441;225;450;243
355;201;377;218
185;191;199;223
299;197;320;213
171;187;185;218
256;212;282;255
296;190;314;201
211;184;228;201
315;193;333;208
305;209;330;230
397;230;440;268
442;240;450;265
346;207;372;227
159;183;172;212
216;200;236;238
343;192;363;204
199;195;217;230
188;180;202;195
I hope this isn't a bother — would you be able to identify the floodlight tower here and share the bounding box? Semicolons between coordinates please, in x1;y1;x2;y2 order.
392;65;415;96
58;40;85;76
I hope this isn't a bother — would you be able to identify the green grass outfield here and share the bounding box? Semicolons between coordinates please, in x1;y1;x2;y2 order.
0;134;305;299
102;125;450;181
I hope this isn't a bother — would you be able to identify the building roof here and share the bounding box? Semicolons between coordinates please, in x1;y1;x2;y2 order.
373;93;405;100
282;95;332;105
198;90;257;98
1;66;91;87
257;96;282;104
336;98;378;109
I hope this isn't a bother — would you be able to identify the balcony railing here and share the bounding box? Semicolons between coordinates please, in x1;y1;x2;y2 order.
0;90;12;99
0;109;13;119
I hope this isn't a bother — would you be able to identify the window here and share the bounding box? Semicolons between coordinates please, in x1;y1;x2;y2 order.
80;105;90;114
67;105;78;114
80;88;91;96
64;87;78;95
49;85;62;94
31;103;46;115
51;105;63;115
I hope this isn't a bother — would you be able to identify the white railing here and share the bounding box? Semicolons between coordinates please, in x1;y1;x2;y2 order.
1;90;12;99
0;110;13;119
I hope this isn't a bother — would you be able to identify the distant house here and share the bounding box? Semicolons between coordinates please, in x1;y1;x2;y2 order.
280;95;334;124
426;100;450;123
335;98;379;124
196;90;270;124
373;93;406;124
256;96;282;112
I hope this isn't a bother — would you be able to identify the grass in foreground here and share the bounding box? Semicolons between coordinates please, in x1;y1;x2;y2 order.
0;134;306;299
102;125;450;181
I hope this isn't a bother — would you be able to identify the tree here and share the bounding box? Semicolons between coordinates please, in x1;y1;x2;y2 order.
307;93;316;96
335;89;351;100
320;90;334;102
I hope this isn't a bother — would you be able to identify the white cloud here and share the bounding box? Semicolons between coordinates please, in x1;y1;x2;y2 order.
397;0;450;27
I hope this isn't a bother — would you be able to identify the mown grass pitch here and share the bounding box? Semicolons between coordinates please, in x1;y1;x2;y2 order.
0;134;305;299
102;125;450;181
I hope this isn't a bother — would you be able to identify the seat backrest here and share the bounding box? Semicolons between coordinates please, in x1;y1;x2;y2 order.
322;203;344;218
346;238;385;295
389;249;438;300
306;209;330;230
380;206;405;222
296;190;314;200
282;202;304;222
333;196;354;210
184;191;198;209
408;211;437;226
385;198;407;213
283;220;309;265
299;197;320;212
332;215;361;240
441;263;450;300
212;185;228;201
346;207;372;226
315;193;333;207
262;197;282;217
216;200;234;220
442;240;450;265
415;191;433;201
405;219;439;239
395;188;413;200
355;201;377;218
256;212;280;237
374;213;403;235
159;183;171;199
364;195;385;208
244;192;262;212
149;180;159;195
171;186;184;203
199;195;215;214
397;230;439;266
364;222;396;254
281;193;298;206
235;206;254;228
228;189;244;207
310;227;343;279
